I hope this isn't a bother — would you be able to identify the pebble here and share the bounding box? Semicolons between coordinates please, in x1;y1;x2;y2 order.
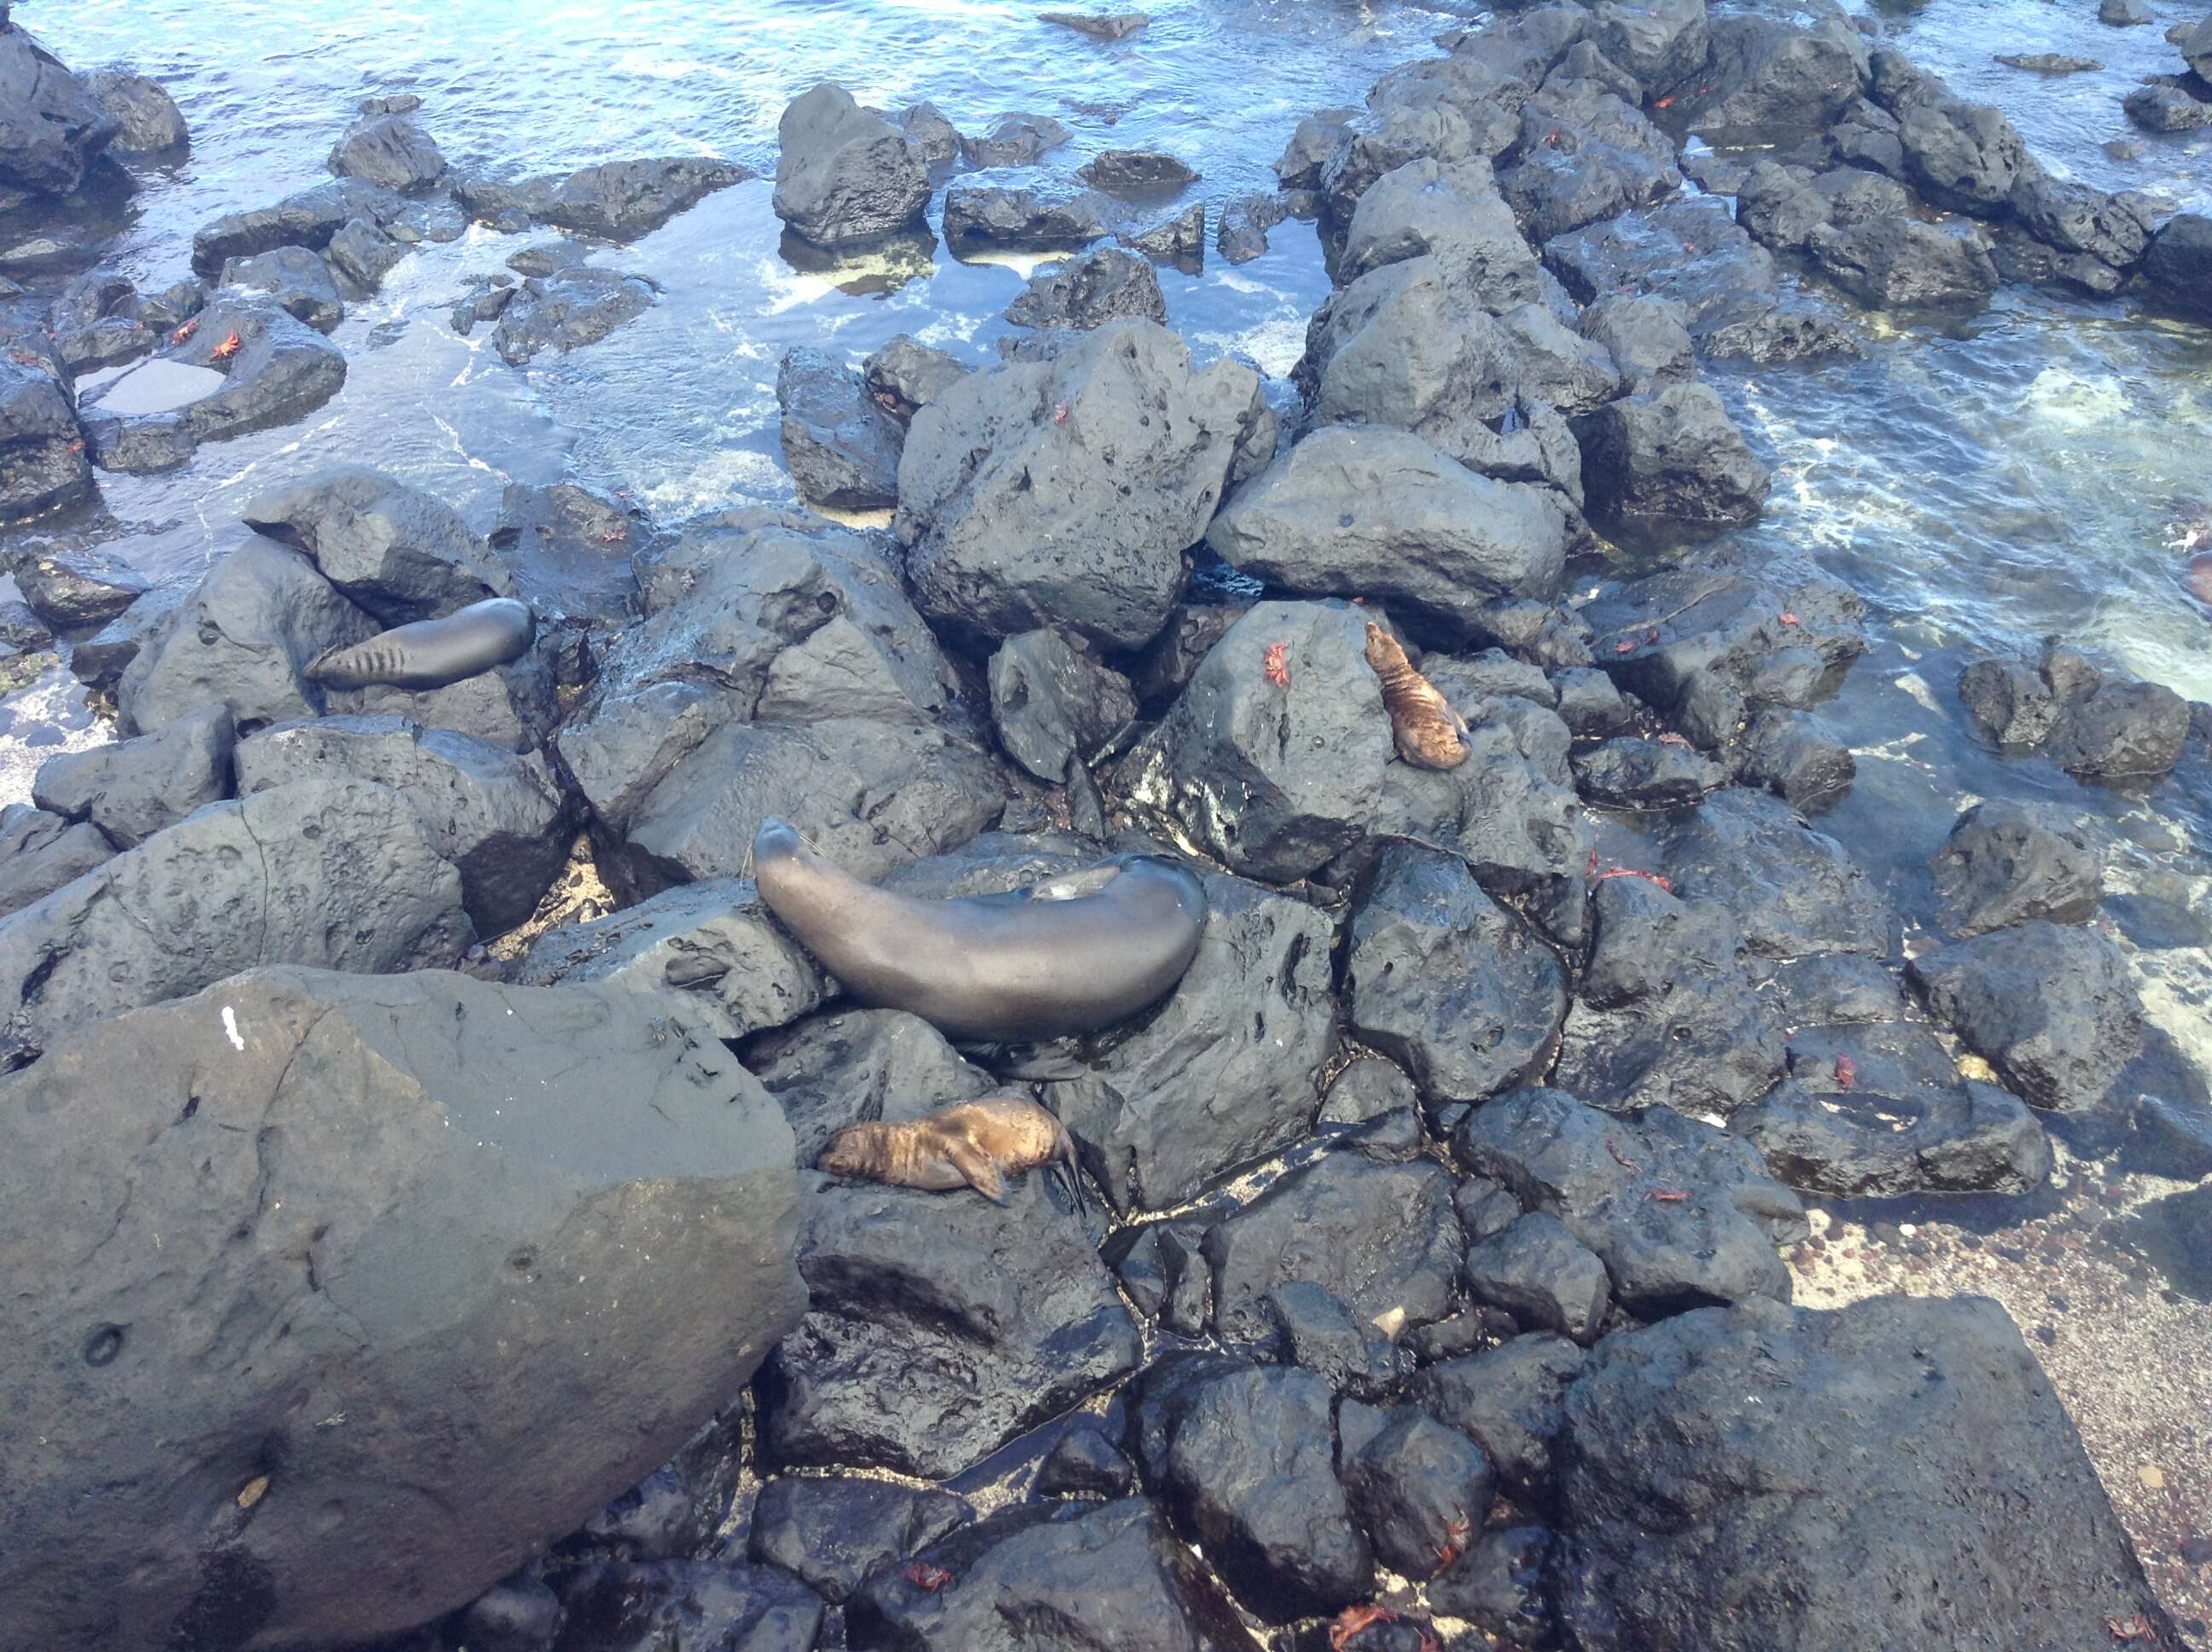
2139;1464;2167;1491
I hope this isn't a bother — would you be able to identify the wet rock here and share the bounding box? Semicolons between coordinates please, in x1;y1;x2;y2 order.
1119;200;1207;269
1155;1363;1371;1618
1670;4;1871;143
68;583;182;693
550;1562;823;1652
1454;1087;1808;1312
961;110;1073;169
1931;798;2100;938
1347;842;1566;1107
1731;707;1854;811
748;1475;971;1603
2128;81;2212;131
2140;213;2212;318
2101;0;2153;21
485;480;637;655
0;777;476;1061
1035;1424;1138;1499
1907;920;2142;1111
1267;1281;1408;1399
1813;211;1998;308
563;1409;746;1564
1209;426;1569;637
1501;82;1682;242
1045;863;1338;1212
760;1171;1140;1479
1572;736;1726;808
220;245;345;332
1958;637;2190;777
0;804;112;917
1555;1294;2175;1652
1879;58;2037;218
0;963;802;1649
1582;561;1866;747
1341;1405;1499;1581
117;536;371;736
1414;1333;1584;1497
1464;1211;1611;1343
1431;1525;1557;1646
1592;0;1707;87
1732;1076;2051;1196
233;715;568;936
1556;873;1784;1118
1039;10;1152;41
45;270;155;373
0;357;91;521
242;466;513;625
454;156;750;241
1005;245;1167;330
1650;788;1895;960
1338;158;1542;304
1498;300;1624;416
895;318;1265;650
1574;382;1771;538
1079;148;1199;194
1544;195;1781;339
850;1498;1260;1652
1204;1149;1464;1344
459;1577;563;1652
1276;107;1359;192
191;177;405;275
744;1005;993;1167
775;345;903;511
0;24;117;195
1119;600;1385;881
32;701;233;850
1218;191;1284;264
1427;646;1557;710
987;626;1137;782
9;542;148;630
329;110;445;192
85;68;188;152
862;334;969;424
941;182;1112;251
80;296;349;472
326;648;561;755
492;263;658;364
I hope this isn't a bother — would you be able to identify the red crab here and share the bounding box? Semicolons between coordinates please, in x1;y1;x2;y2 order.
1330;1605;1397;1651
1435;1509;1473;1569
1051;401;1069;426
903;1562;953;1592
65;438;84;457
1779;611;1802;626
1834;1054;1858;1091
211;330;243;362
1649;1188;1691;1203
1263;641;1289;688
1615;637;1638;654
1655;732;1693;748
1607;1138;1640;1172
1596;866;1675;893
171;318;200;346
2103;1616;2154;1643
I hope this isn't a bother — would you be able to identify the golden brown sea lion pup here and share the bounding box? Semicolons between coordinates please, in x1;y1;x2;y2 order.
1364;622;1470;771
818;1095;1082;1205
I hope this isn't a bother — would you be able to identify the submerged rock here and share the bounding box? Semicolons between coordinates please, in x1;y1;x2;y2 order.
0;965;805;1649
453;155;751;241
492;263;658;364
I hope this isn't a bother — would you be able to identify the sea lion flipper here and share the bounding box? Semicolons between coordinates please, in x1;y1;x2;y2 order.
946;1142;1009;1203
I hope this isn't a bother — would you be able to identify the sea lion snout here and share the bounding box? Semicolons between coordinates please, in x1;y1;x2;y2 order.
753;816;805;864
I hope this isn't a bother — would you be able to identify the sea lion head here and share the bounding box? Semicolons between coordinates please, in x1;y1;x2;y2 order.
1363;620;1400;672
818;1123;886;1180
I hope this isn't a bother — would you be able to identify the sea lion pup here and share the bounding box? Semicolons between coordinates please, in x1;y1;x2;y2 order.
750;816;1207;1043
1363;621;1470;770
819;1095;1081;1205
306;597;536;691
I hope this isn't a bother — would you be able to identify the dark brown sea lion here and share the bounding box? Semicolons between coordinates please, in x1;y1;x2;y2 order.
750;816;1207;1043
819;1095;1080;1203
1364;622;1469;770
306;597;535;691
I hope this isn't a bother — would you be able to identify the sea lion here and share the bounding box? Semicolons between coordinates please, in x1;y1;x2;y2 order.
1364;622;1470;771
751;816;1207;1043
306;597;536;691
819;1095;1080;1204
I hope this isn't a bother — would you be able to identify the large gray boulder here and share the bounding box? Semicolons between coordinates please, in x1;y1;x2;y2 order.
1556;1294;2177;1650
772;81;930;247
0;358;93;521
241;467;515;625
0;966;804;1651
0;24;116;195
32;701;236;850
0;777;474;1065
1208;425;1568;639
895;319;1270;650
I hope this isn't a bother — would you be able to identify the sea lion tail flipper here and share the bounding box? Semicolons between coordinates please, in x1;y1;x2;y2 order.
946;1142;1008;1204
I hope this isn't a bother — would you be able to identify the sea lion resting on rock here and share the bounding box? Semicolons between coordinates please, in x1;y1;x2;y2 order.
1364;622;1469;771
306;597;536;691
820;1095;1081;1204
751;816;1207;1043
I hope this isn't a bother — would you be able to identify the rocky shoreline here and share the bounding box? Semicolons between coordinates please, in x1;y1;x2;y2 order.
2;1;2209;1649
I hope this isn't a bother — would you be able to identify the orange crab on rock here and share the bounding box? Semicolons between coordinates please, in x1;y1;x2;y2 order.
211;330;243;363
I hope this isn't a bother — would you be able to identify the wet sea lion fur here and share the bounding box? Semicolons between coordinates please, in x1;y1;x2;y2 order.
1365;621;1470;771
751;816;1208;1043
819;1094;1081;1204
306;597;537;691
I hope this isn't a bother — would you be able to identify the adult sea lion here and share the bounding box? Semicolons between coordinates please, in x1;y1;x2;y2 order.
819;1094;1080;1204
306;597;536;691
1364;622;1469;770
751;816;1207;1043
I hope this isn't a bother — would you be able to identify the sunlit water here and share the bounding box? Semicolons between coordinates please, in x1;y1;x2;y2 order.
9;0;2211;1055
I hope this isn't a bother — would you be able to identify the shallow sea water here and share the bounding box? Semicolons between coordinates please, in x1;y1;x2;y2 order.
8;0;2212;1626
